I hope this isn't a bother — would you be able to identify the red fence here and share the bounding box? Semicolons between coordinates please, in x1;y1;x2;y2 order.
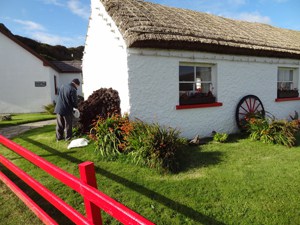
0;135;154;225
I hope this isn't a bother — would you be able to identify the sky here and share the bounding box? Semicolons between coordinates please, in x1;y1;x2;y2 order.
1;0;299;47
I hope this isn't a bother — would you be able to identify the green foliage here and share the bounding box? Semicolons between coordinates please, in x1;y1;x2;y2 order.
90;114;132;158
90;116;186;173
0;114;12;121
43;103;56;115
247;117;299;147
125;120;186;173
213;132;228;143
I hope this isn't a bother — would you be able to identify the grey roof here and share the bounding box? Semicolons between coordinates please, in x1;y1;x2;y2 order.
52;61;82;73
100;0;300;59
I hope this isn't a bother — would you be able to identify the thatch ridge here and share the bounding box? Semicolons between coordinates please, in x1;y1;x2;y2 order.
100;0;300;59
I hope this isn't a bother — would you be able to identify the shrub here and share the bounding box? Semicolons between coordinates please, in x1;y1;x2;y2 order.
43;103;55;115
213;132;228;143
90;114;132;158
90;116;186;173
0;114;12;121
125;120;186;173
247;117;299;147
78;88;121;133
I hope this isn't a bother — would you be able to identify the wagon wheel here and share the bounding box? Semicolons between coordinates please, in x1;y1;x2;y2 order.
235;95;265;131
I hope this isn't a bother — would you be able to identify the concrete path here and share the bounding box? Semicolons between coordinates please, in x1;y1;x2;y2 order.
0;119;56;139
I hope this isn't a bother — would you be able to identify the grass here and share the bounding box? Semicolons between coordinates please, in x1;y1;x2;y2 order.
1;126;300;224
0;113;56;128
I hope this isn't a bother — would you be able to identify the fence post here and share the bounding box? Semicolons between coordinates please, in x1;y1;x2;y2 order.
79;161;103;225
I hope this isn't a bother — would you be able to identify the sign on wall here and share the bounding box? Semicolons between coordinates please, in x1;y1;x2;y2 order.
35;81;47;87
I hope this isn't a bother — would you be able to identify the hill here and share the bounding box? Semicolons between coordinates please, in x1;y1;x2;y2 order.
0;23;83;61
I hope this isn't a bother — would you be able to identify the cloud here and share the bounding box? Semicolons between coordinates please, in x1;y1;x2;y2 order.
67;0;90;20
236;12;271;24
41;0;64;6
14;20;46;31
40;0;89;20
31;31;83;46
228;0;247;5
12;19;82;47
273;0;288;2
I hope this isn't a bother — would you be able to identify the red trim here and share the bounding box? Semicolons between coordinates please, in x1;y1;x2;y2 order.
275;97;300;102
176;102;223;110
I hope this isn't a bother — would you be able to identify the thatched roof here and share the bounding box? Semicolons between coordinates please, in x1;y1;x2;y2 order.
100;0;300;59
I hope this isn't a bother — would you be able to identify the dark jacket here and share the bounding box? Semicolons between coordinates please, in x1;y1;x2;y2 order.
54;83;78;116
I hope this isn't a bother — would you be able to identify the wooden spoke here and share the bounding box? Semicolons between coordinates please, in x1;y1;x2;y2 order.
235;95;265;131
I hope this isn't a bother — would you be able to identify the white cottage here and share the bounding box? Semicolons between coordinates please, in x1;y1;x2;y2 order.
0;25;83;113
82;0;300;138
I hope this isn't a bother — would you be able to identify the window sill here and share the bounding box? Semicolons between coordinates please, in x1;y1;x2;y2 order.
275;97;300;102
176;102;223;110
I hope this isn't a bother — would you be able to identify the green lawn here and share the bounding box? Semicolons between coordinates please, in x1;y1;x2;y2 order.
1;126;300;224
0;113;56;128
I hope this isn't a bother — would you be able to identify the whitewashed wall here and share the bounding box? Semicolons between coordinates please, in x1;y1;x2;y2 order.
82;1;300;138
127;49;300;138
0;32;55;113
82;0;129;112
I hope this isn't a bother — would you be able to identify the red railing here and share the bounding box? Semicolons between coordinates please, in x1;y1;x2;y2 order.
0;135;155;225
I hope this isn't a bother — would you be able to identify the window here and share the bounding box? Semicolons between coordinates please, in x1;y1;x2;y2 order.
54;75;58;95
277;68;299;98
179;64;216;105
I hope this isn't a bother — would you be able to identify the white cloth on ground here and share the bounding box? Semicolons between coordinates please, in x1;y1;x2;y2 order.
67;138;89;149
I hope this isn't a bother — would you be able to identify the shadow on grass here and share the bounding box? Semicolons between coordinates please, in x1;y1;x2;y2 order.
177;145;224;172
15;136;226;225
0;164;75;225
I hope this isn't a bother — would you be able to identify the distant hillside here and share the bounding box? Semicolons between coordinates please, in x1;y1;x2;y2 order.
15;35;84;61
0;23;83;61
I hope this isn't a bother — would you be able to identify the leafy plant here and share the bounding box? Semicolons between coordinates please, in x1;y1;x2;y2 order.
0;114;12;121
43;103;55;115
213;132;228;143
126;120;186;173
90;114;132;158
247;117;299;147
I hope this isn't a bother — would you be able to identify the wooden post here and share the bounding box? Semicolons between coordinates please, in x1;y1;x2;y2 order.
79;161;103;225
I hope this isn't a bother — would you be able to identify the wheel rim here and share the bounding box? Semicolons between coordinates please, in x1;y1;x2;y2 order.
235;95;265;130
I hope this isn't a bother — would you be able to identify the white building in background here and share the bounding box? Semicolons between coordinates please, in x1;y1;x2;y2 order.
0;25;83;114
82;0;300;138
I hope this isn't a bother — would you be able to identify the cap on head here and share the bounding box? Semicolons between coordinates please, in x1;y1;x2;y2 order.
72;78;80;85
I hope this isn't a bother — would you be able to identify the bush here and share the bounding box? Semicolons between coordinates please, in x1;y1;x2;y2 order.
90;114;132;158
78;88;121;133
0;114;12;121
90;116;186;173
125;120;186;173
43;103;55;115
213;132;228;143
247;117;299;147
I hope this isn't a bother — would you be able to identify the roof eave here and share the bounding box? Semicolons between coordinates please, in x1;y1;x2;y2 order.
129;40;300;60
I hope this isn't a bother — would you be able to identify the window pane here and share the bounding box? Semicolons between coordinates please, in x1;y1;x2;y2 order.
289;70;293;81
201;83;211;93
196;67;211;81
179;66;194;82
278;68;293;82
278;70;284;82
179;83;193;92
